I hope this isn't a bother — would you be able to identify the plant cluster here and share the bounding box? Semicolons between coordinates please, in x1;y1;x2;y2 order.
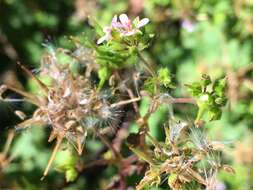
0;13;233;189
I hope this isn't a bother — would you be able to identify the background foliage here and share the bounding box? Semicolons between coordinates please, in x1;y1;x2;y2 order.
0;0;253;189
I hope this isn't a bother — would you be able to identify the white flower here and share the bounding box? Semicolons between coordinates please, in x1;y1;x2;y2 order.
97;26;113;44
117;14;149;37
97;15;117;44
97;14;150;44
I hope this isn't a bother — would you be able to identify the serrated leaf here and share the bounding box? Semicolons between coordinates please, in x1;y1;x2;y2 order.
186;82;202;97
158;67;173;88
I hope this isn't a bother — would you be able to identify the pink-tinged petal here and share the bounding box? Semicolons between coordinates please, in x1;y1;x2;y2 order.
112;15;118;24
111;15;119;28
111;21;122;29
97;35;108;44
137;18;149;28
119;14;129;24
181;19;195;32
111;15;124;29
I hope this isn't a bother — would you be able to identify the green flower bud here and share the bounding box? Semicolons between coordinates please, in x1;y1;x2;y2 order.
66;168;78;182
215;97;227;106
213;78;227;97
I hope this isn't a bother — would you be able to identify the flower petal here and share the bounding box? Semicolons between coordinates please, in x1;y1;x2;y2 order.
181;19;195;32
111;20;122;29
119;14;129;24
112;15;118;24
97;35;108;44
137;18;149;28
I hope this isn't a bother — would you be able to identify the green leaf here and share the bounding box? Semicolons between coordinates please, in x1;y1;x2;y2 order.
208;107;222;121
186;82;202;97
158;67;174;88
148;105;167;141
144;77;157;95
201;74;211;87
88;17;104;36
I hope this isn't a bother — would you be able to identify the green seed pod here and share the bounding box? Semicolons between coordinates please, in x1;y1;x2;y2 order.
55;148;78;182
215;97;227;106
213;78;227;97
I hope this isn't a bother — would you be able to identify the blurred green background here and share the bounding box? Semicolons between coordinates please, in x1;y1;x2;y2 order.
0;0;253;189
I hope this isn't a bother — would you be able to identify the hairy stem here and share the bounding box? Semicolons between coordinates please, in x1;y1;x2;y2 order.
171;98;196;104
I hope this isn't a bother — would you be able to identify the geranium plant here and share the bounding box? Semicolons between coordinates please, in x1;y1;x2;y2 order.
0;13;234;189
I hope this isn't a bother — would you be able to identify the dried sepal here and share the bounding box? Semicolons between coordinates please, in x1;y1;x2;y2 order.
131;119;232;190
136;166;161;190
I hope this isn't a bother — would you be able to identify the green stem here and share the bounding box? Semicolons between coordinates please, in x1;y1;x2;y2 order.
137;52;155;77
95;129;121;160
195;106;207;125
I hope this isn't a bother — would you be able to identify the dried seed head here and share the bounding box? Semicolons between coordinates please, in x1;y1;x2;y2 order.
133;118;232;190
209;141;225;151
3;46;125;177
65;120;77;130
136;166;161;190
0;85;8;100
190;128;209;152
222;165;235;175
168;120;187;144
